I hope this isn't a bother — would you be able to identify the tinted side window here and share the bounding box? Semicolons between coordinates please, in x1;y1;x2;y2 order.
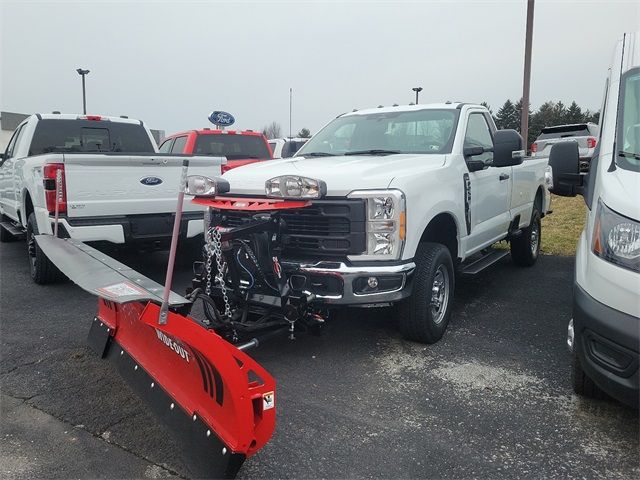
171;136;188;153
464;113;493;162
158;139;173;153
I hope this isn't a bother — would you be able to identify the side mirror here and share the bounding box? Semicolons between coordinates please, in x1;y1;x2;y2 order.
548;141;582;197
466;159;487;172
493;129;524;167
0;153;5;161
463;146;485;158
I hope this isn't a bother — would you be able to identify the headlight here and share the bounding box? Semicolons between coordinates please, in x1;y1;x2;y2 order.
348;189;406;260
185;175;230;197
265;175;327;199
592;199;640;272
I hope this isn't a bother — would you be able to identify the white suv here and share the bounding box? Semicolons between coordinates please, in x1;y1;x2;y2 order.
548;32;639;408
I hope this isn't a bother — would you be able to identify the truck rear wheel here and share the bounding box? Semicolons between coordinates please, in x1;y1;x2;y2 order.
0;214;17;242
27;213;63;284
398;242;455;344
511;207;541;267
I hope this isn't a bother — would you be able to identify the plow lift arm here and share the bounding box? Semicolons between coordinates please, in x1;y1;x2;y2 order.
35;162;276;479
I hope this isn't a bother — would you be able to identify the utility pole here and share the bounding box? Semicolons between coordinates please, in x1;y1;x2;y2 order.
521;0;535;150
76;68;90;114
412;86;423;104
289;88;292;139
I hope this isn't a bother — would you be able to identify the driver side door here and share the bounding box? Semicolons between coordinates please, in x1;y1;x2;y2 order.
465;113;512;251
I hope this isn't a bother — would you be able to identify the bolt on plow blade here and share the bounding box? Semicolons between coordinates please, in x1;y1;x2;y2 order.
90;300;275;479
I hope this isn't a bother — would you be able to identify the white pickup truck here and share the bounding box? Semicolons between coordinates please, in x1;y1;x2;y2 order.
220;103;551;343
0;113;224;284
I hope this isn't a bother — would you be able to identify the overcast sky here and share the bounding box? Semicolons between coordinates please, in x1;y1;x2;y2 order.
1;0;639;136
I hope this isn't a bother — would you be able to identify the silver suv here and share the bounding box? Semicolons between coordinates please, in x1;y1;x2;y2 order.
532;123;599;171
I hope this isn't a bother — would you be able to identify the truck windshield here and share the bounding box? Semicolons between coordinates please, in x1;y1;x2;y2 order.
297;109;459;157
194;134;271;160
617;67;640;172
29;119;154;155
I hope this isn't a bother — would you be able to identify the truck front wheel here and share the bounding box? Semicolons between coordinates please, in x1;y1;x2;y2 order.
26;213;62;284
398;242;455;344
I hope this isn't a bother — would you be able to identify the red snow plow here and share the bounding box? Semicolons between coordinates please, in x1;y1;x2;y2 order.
34;163;329;478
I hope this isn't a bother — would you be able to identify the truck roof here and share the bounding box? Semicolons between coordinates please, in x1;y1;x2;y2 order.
31;113;143;126
342;102;482;117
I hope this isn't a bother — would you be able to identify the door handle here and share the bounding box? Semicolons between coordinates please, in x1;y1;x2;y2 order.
499;173;510;181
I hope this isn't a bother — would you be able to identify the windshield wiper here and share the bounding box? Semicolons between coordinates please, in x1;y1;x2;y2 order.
344;149;401;156
298;152;334;157
618;150;640;160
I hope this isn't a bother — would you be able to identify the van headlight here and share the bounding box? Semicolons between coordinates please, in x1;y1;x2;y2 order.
592;199;640;272
348;189;406;260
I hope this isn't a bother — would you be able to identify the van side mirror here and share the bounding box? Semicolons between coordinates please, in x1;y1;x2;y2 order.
548;141;583;197
493;130;524;167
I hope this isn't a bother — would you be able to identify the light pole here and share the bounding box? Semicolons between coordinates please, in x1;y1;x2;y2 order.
521;0;535;150
412;87;423;104
76;68;90;114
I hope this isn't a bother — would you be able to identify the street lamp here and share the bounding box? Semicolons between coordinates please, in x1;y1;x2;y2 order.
76;68;90;114
412;87;423;104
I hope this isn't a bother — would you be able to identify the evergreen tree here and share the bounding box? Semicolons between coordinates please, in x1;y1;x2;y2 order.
565;101;583;124
553;101;567;125
495;100;519;130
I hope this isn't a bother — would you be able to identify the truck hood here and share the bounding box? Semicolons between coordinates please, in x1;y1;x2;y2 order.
601;167;640;221
222;154;447;196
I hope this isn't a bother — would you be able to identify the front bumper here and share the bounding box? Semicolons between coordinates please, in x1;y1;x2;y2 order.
283;260;416;305
573;281;639;408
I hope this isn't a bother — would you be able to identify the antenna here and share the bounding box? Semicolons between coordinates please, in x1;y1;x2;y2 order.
289;87;292;140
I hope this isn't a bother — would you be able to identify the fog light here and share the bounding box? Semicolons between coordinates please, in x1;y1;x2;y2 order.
367;277;379;289
567;319;574;351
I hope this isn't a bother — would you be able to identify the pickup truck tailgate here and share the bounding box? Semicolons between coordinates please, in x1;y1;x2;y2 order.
60;155;224;218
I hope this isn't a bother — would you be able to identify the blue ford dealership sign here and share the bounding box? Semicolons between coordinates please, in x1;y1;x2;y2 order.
208;111;235;127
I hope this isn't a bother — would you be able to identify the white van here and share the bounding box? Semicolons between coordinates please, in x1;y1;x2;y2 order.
549;32;639;408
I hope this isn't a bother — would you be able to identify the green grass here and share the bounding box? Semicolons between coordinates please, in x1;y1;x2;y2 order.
541;195;586;256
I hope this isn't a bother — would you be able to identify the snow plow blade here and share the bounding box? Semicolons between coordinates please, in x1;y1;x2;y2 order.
37;235;276;478
35;235;189;305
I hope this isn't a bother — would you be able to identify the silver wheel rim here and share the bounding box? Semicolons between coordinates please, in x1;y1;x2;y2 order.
430;265;450;325
27;229;37;271
530;221;539;255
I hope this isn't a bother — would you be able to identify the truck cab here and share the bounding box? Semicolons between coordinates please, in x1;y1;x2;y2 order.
160;129;272;173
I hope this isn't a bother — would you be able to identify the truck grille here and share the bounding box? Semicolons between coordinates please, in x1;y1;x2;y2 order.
220;199;366;257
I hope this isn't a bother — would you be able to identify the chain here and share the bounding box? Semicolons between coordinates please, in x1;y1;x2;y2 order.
206;227;232;319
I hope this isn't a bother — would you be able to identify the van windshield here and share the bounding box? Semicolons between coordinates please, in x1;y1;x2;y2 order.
296;109;459;157
617;68;640;172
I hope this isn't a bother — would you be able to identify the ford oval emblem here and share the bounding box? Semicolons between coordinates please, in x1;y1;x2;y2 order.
208;111;235;127
140;176;163;186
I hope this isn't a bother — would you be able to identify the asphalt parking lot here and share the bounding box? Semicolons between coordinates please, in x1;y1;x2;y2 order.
1;240;638;479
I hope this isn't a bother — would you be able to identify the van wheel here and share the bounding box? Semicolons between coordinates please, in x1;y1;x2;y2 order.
571;352;606;399
511;207;541;267
398;242;455;344
0;214;17;242
26;213;62;284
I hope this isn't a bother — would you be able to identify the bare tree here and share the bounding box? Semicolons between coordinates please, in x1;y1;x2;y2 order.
262;121;282;139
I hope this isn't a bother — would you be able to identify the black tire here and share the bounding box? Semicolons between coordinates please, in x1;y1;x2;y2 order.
571;352;606;399
511;207;541;267
0;214;17;242
26;212;62;284
398;242;455;344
